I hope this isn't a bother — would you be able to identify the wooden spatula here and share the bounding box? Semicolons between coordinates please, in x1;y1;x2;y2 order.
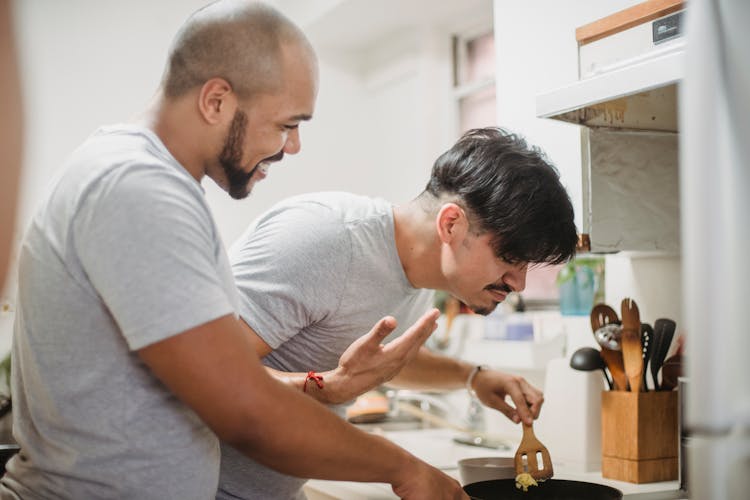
514;423;554;481
621;298;644;392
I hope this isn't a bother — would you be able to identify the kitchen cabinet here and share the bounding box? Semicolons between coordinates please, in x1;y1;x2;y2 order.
535;0;684;254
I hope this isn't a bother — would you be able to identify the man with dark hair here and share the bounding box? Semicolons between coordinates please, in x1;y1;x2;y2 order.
222;127;578;499
1;1;467;499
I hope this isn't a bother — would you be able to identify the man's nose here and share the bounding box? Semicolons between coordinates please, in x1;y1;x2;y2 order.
505;264;528;293
283;128;301;155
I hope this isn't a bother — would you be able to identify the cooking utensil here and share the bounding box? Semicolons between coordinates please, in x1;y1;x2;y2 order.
514;423;553;481
650;318;676;390
590;303;620;332
659;353;683;391
594;323;622;351
640;323;654;391
569;347;613;390
590;304;628;391
458;457;515;485
620;298;643;392
464;478;622;499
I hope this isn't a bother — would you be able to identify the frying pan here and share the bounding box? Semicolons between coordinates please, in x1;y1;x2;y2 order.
464;478;622;499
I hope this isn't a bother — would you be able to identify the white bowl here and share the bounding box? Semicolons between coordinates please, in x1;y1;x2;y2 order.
458;456;516;485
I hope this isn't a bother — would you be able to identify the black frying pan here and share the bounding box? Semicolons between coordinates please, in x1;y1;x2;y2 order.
464;479;622;499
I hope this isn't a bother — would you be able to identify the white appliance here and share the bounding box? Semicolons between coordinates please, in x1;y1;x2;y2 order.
681;1;750;499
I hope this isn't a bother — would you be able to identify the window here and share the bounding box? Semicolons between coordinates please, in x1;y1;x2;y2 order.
453;30;496;133
452;30;562;308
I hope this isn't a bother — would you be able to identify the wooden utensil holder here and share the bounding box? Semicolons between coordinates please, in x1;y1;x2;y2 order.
601;390;678;483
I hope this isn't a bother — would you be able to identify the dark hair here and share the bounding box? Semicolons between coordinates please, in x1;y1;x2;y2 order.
422;127;577;265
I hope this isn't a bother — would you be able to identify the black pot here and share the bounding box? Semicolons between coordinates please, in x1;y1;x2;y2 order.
464;479;622;499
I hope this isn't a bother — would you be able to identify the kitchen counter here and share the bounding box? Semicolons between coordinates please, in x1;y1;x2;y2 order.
304;428;683;500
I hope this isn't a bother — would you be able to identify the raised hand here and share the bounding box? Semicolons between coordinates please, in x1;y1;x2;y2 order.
325;309;439;404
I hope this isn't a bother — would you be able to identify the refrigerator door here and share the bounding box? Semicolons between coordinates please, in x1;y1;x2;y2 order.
683;1;750;497
689;434;750;500
681;0;750;430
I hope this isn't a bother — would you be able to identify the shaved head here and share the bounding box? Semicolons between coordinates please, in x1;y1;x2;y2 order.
162;0;316;98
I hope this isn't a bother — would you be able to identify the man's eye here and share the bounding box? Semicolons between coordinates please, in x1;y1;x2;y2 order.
283;124;299;130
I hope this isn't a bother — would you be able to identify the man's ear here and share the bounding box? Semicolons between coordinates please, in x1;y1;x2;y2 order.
197;78;235;125
436;203;468;245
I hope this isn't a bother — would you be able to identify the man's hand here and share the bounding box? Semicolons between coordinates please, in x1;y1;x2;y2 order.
325;309;439;404
471;369;544;426
391;456;469;500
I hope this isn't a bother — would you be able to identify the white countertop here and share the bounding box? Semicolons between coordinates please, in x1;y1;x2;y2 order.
304;428;683;500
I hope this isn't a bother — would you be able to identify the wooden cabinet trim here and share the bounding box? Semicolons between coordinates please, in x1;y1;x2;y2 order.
576;0;684;46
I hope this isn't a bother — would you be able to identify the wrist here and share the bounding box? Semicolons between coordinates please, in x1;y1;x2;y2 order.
465;365;488;398
313;368;345;405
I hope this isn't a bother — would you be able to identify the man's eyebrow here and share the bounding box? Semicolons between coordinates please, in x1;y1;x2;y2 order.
290;114;312;121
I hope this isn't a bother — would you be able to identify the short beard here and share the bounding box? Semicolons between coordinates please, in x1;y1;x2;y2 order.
470;304;498;316
219;109;254;200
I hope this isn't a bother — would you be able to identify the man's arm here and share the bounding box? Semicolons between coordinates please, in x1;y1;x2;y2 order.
138;314;467;499
388;348;543;426
242;309;442;405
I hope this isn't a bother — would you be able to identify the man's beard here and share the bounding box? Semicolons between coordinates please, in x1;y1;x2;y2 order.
219;110;255;200
470;304;498;316
470;283;513;315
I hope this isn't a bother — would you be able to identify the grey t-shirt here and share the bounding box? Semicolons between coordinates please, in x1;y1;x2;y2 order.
1;125;240;500
219;192;434;500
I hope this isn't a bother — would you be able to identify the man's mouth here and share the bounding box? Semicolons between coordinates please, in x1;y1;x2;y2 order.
485;284;511;303
251;160;274;181
251;151;284;181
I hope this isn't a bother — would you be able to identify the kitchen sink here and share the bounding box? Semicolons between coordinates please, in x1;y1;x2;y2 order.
352;412;442;432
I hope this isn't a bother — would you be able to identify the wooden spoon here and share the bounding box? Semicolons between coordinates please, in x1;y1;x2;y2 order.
590;303;628;391
514;423;554;481
621;298;644;392
590;303;619;333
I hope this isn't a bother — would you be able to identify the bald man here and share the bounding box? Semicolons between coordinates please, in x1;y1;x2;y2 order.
0;2;467;499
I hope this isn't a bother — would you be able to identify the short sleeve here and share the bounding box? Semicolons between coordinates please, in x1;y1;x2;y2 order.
72;164;236;350
229;203;351;348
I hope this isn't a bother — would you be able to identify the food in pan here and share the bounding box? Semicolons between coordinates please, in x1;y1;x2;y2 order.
514;472;539;492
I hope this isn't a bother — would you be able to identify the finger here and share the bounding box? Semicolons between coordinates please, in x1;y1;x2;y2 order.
388;309;439;355
363;316;397;345
521;382;544;419
507;386;534;425
483;394;520;424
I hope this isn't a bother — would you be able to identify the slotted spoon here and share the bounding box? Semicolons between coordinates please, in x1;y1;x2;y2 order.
590;303;628;391
514;423;554;481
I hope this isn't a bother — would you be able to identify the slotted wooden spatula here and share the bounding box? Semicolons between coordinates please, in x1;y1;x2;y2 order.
514;423;554;481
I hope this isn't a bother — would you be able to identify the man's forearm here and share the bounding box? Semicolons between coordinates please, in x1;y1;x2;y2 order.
388;347;473;390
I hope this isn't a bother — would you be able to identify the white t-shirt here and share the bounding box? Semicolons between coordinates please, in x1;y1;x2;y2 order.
219;192;434;500
1;125;240;500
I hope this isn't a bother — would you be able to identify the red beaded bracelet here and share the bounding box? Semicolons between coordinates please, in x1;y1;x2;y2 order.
303;371;324;392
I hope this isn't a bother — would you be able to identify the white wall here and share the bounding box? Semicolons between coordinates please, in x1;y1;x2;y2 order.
492;0;642;233
1;0;487;350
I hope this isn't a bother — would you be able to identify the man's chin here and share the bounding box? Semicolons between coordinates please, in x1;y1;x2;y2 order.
469;302;499;316
228;182;253;200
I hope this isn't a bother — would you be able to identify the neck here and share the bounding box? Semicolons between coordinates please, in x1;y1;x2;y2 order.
393;199;444;290
137;92;209;183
